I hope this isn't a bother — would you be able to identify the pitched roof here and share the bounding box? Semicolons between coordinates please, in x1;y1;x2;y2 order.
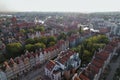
91;58;103;68
78;39;120;80
46;60;56;71
58;50;75;65
79;74;90;80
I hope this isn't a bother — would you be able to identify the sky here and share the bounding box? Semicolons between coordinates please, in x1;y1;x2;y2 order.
0;0;120;13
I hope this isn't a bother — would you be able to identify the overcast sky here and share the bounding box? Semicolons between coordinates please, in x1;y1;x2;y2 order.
0;0;120;13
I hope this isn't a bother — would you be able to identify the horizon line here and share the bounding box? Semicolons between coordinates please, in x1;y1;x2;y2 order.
0;10;120;14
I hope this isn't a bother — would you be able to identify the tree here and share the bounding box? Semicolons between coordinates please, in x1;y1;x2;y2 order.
71;45;81;53
20;29;26;34
25;38;35;44
48;42;56;47
83;50;91;63
84;50;91;57
67;31;72;36
0;54;6;63
34;43;46;49
99;35;109;44
80;45;84;66
40;36;47;45
58;33;67;40
35;26;45;32
47;36;57;47
6;42;23;58
47;36;57;43
79;26;84;34
25;44;34;51
34;37;41;43
67;30;77;37
28;29;34;33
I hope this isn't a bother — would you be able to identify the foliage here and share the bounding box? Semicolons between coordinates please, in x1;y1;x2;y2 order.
79;26;84;34
57;33;67;40
47;36;57;42
34;43;46;49
25;36;57;49
6;42;23;58
0;54;6;63
67;30;77;36
48;41;56;47
28;29;34;33
25;44;34;51
25;38;35;44
25;42;46;52
40;37;47;44
47;36;57;47
35;26;45;32
34;37;47;45
20;29;26;34
72;34;109;66
34;37;41;43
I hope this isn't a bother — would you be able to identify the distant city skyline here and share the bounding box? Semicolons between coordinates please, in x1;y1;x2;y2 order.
0;0;120;13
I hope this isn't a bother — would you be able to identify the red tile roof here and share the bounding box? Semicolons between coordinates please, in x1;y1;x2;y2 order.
99;28;110;33
95;51;109;61
46;60;56;71
104;45;114;52
58;50;75;64
87;64;99;74
91;59;103;68
79;74;90;80
78;39;119;80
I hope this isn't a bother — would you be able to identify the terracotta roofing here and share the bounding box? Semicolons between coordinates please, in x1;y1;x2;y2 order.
79;74;90;80
43;45;58;54
99;28;110;33
95;51;109;61
78;39;120;80
69;35;79;41
58;50;75;64
57;40;65;46
91;58;103;68
94;57;104;64
104;45;114;52
46;60;56;71
87;63;99;74
110;40;119;47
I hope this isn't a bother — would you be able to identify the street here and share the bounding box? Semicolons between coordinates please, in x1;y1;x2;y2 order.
106;55;120;80
19;62;50;80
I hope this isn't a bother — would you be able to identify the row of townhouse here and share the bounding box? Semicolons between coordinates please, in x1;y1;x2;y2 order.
72;39;120;80
0;36;73;80
0;44;61;80
0;28;92;80
44;50;81;80
69;30;92;48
